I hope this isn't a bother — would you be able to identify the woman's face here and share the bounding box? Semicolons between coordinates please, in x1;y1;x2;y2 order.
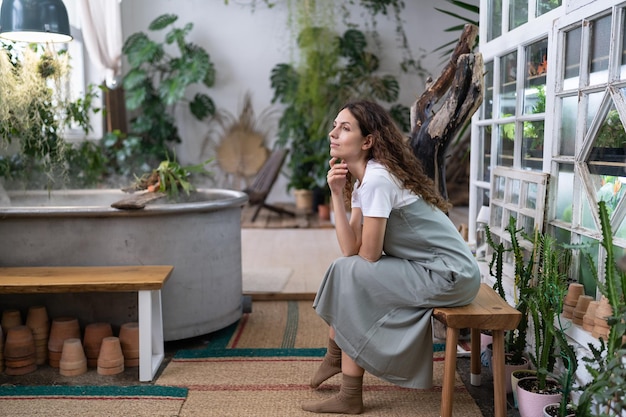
328;108;369;162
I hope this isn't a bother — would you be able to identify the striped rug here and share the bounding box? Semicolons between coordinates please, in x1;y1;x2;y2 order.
157;300;482;416
0;385;187;416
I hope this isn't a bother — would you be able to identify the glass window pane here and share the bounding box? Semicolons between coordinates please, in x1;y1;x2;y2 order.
616;214;626;239
589;15;611;86
480;126;493;182
499;51;517;117
523;120;544;171
588;102;626;178
559;95;577;156
592;175;625;219
487;0;502;41
586;92;604;142
483;61;494;120
536;0;561;16
494;174;506;200
555;163;574;223
621;12;626;80
498;123;515;167
578;235;599;295
510;179;521;205
564;26;581;90
581;192;598;231
525;182;538;209
524;40;548;114
509;0;528;30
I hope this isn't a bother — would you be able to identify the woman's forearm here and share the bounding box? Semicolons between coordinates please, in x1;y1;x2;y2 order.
331;192;360;256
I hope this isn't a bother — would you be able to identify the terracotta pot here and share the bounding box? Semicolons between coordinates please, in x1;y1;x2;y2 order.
26;305;49;330
118;322;139;366
4;325;37;375
572;295;594;325
511;369;537;409
1;309;22;334
97;336;124;375
59;338;87;376
83;322;113;368
48;317;81;353
4;325;36;359
516;377;562;417
582;301;599;332
317;204;330;220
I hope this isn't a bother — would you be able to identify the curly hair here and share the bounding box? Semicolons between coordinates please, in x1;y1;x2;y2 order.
340;100;451;213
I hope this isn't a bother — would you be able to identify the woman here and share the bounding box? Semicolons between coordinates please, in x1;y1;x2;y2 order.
302;100;480;414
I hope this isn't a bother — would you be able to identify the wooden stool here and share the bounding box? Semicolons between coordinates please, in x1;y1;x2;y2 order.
433;283;521;417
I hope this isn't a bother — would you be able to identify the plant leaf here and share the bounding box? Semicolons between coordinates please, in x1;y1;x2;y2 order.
149;14;178;31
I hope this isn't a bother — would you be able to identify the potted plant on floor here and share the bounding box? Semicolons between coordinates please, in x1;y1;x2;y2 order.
270;1;409;211
516;233;572;417
485;216;533;395
575;200;626;417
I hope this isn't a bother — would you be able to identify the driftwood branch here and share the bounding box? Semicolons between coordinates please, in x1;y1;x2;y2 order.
409;24;483;201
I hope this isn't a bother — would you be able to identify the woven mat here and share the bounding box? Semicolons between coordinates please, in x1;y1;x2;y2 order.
0;385;186;416
156;300;483;416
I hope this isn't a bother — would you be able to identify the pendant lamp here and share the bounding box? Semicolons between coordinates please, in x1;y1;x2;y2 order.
0;0;72;43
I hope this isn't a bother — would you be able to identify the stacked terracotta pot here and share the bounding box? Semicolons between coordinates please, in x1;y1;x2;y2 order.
562;283;584;319
592;296;613;340
97;336;124;375
1;309;23;334
582;300;599;332
25;306;50;366
572;295;594;326
48;317;81;368
59;338;88;376
119;322;140;368
83;323;113;368
4;325;37;375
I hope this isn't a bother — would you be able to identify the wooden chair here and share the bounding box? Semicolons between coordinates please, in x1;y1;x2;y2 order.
433;283;521;417
244;148;295;222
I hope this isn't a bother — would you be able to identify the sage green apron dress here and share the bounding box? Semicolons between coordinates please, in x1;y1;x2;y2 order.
313;198;480;389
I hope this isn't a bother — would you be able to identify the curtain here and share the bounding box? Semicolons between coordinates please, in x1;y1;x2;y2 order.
77;0;125;132
77;0;122;86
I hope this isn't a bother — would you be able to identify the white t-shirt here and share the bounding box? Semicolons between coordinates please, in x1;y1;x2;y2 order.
351;160;419;218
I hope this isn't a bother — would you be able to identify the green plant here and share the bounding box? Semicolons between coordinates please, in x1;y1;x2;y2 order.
594;109;626;149
270;21;408;191
121;13;217;167
576;200;626;417
527;233;571;391
0;42;100;188
486;216;534;365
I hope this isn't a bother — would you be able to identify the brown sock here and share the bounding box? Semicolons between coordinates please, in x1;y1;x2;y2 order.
310;338;342;388
302;374;364;414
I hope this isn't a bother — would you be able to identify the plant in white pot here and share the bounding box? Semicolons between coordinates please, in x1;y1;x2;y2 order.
516;233;572;417
575;201;626;417
485;216;534;395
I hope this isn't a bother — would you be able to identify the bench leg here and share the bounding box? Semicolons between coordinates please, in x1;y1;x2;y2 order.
138;289;165;382
470;328;481;386
440;325;459;417
491;329;507;417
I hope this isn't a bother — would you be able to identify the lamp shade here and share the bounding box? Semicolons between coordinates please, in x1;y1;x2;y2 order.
0;0;72;43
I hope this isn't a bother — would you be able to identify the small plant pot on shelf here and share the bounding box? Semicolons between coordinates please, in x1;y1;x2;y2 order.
516;376;562;417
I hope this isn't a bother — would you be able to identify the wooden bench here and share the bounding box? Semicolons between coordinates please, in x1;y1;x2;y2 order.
0;265;173;382
433;283;521;417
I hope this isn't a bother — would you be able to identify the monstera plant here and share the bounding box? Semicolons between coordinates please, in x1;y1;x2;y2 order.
121;13;217;168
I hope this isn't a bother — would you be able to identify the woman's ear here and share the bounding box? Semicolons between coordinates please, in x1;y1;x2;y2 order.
362;134;374;150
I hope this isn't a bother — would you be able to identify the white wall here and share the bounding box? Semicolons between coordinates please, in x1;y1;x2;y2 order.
119;0;476;203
